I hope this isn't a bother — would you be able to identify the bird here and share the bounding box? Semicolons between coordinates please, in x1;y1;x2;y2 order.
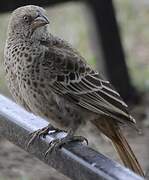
4;5;144;176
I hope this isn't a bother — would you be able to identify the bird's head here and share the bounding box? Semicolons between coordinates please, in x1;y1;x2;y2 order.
8;5;50;39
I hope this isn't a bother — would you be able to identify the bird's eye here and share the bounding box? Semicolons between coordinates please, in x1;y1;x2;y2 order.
23;15;29;23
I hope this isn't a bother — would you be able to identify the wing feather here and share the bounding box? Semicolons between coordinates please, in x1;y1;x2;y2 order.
42;42;135;125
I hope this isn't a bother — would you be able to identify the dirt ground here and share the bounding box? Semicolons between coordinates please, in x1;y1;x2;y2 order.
0;93;148;180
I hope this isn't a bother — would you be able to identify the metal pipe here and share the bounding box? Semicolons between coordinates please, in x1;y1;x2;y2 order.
0;94;143;180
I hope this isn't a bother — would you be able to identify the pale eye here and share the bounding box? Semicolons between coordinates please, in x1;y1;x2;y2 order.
23;15;30;23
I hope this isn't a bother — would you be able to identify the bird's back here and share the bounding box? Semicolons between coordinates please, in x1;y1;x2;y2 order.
4;32;135;130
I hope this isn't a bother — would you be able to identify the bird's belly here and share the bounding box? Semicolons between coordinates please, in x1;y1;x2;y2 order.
20;86;90;131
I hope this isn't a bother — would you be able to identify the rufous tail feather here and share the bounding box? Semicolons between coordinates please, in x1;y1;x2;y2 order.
92;119;144;177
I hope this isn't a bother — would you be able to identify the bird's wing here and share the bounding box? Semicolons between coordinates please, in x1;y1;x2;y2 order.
41;43;135;125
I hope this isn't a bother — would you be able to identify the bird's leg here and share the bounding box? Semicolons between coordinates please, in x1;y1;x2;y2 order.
44;129;88;157
27;124;61;149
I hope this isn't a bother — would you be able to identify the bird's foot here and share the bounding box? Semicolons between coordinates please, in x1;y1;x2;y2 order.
26;124;61;149
45;131;88;157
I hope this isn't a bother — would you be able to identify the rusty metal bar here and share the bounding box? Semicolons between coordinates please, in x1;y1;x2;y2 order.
0;94;144;180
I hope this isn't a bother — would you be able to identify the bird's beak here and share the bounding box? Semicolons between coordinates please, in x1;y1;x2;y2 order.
31;14;49;30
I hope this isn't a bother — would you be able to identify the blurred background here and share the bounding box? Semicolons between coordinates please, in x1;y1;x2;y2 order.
0;0;149;179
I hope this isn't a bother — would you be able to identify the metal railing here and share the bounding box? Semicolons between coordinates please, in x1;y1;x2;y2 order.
0;94;143;180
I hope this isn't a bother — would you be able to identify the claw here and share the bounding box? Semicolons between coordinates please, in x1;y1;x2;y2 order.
44;134;88;157
45;139;62;156
26;124;60;149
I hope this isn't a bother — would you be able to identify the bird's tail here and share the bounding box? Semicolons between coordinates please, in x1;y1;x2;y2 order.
92;118;144;177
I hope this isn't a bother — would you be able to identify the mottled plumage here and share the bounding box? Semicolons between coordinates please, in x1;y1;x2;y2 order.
4;5;144;176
